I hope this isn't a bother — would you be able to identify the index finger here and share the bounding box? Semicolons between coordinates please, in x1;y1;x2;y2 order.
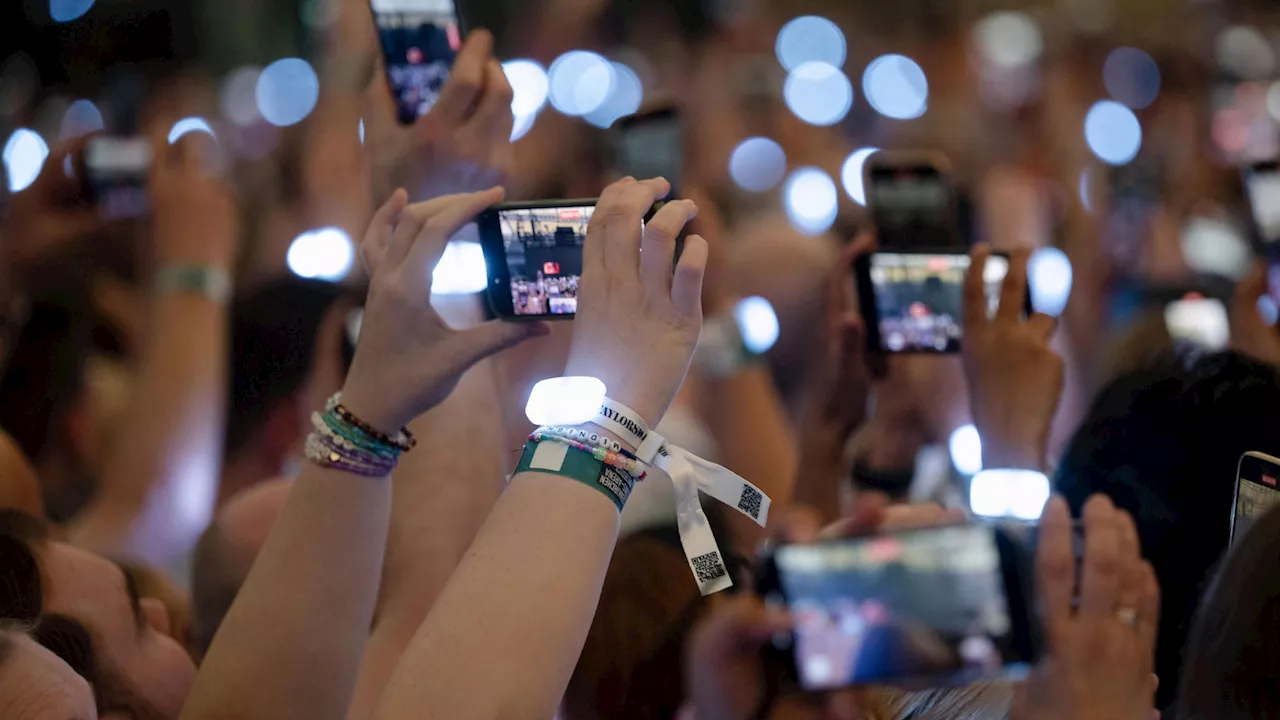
1035;495;1075;647
404;185;507;276
964;244;992;331
600;177;670;274
430;29;492;127
1079;494;1122;619
996;248;1030;323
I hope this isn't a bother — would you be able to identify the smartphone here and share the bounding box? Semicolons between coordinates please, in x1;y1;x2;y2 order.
854;251;1030;353
756;524;1041;691
614;107;683;193
84;136;152;220
479;200;593;319
1244;161;1280;256
370;0;462;124
1103;156;1164;269
1163;294;1230;351
1231;452;1280;544
864;153;958;250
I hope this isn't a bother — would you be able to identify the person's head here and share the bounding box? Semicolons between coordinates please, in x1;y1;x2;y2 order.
1054;350;1280;708
189;478;292;660
0;510;195;719
223;277;356;497
1175;503;1280;719
0;294;97;521
0;627;97;720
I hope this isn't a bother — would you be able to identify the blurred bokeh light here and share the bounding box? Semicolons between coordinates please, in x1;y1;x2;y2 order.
1028;247;1073;317
971;12;1042;69
548;51;614;117
432;241;488;294
863;54;928;120
729;137;787;192
503;59;549;138
1103;47;1161;110
784;62;853;126
775;16;846;72
1216;26;1274;80
585;62;642;128
256;58;320;127
59;99;104;140
220;67;263;126
841;147;879;205
49;0;94;22
784;167;838;235
3;128;48;193
287;227;354;282
1084;100;1142;165
168;117;215;144
734;296;780;354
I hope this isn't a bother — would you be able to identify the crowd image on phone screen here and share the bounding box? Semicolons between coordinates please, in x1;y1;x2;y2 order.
372;0;461;120
870;254;1008;352
500;206;592;316
776;526;1015;689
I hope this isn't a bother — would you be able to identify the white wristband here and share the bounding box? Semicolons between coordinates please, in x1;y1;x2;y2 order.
590;396;772;595
969;468;1051;522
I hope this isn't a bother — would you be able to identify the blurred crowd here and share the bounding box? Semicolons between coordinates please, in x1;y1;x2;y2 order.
4;0;1280;718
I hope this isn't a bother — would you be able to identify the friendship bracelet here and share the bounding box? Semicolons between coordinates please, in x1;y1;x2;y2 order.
310;425;398;468
515;438;635;512
315;412;400;460
325;393;416;452
534;425;641;459
305;434;396;477
529;430;647;480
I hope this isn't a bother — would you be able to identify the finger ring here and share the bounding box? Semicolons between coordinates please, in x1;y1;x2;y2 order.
1116;607;1138;629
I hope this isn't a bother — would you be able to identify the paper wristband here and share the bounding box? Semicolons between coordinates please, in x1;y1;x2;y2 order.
515;439;634;512
591;397;771;595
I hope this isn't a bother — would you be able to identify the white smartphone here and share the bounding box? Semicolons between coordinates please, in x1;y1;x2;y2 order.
1232;451;1280;544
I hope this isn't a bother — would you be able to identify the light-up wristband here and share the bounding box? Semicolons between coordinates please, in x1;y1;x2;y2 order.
592;396;772;595
969;468;1051;522
526;377;608;426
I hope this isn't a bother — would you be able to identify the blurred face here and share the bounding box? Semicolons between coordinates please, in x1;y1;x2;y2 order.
0;633;96;720
40;542;196;718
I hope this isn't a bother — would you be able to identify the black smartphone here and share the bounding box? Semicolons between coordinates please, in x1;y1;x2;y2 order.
1104;156;1165;268
478;200;593;319
614;107;683;193
84;136;152;220
865;152;958;250
1231;452;1280;545
756;524;1041;692
370;0;463;124
854;251;1030;354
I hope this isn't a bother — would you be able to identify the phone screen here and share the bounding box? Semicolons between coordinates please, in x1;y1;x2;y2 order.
370;0;461;124
766;525;1030;689
867;164;954;249
85;137;152;220
497;204;590;317
866;253;1009;353
616;110;682;192
1233;453;1280;544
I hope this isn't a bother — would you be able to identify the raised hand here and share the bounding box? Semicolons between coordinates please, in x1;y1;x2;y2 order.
2;137;104;284
962;245;1063;470
150;133;239;269
368;30;515;202
339;188;549;433
1013;495;1160;720
563;178;708;428
1230;261;1280;366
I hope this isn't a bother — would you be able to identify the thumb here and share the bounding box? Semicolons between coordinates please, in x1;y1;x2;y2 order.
457;319;550;367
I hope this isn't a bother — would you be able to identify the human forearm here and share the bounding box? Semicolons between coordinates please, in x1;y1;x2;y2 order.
790;418;850;523
180;463;392;720
372;472;620;720
703;367;797;548
347;358;508;720
69;293;227;563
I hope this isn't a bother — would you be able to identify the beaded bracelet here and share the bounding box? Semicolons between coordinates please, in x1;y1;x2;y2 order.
304;393;413;477
534;425;640;459
529;430;647;480
325;393;416;452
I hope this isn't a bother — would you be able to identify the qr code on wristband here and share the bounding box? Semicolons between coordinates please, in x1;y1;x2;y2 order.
737;485;763;520
691;551;727;583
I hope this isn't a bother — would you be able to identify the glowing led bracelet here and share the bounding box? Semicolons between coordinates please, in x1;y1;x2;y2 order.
525;376;607;426
969;468;1051;522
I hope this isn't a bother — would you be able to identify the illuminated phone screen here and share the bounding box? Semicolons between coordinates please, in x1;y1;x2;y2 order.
371;0;461;123
498;205;591;317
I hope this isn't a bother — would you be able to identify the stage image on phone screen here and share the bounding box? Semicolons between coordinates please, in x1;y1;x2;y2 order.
86;137;152;221
869;253;1008;352
499;205;591;316
774;525;1015;689
1236;475;1280;541
371;0;460;123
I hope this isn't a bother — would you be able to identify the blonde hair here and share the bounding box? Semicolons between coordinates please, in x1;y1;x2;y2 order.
880;682;1014;719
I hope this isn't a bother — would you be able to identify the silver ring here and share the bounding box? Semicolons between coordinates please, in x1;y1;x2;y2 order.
1116;607;1138;629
